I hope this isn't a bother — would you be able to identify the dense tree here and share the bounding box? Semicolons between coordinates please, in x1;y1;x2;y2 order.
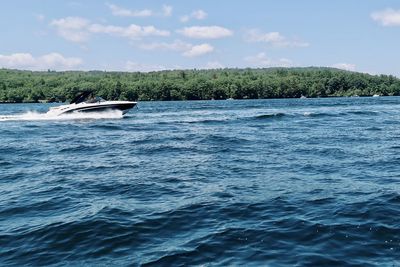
0;67;399;103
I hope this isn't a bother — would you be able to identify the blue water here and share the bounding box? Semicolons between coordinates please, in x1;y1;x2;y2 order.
1;97;400;266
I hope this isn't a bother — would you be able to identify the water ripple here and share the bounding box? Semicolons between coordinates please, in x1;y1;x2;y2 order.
1;98;400;266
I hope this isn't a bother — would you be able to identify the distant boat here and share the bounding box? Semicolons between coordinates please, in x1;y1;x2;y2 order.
46;91;137;116
372;94;380;97
226;98;234;100
300;95;307;99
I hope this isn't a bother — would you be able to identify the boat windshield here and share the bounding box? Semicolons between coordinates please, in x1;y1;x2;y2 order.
85;96;105;103
70;91;105;104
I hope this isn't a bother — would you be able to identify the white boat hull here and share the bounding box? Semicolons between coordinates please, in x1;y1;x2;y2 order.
47;101;137;116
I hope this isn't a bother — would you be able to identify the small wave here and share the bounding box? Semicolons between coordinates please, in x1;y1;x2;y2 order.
0;160;13;167
366;126;382;131
253;113;286;120
303;110;380;118
346;110;378;116
89;124;124;130
0;110;124;122
135;144;204;156
302;112;337;118
186;118;230;124
203;134;251;146
58;144;100;153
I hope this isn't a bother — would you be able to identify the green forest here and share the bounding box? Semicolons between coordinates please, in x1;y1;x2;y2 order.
1;67;400;103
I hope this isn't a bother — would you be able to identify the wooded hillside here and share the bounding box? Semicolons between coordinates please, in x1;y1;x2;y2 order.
0;67;399;102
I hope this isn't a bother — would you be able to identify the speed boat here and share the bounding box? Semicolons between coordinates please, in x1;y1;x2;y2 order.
46;91;137;116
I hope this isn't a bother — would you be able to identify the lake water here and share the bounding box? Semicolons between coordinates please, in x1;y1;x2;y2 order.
1;97;400;266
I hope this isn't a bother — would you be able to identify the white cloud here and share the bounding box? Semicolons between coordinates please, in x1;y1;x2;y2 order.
107;3;152;17
247;30;284;43
0;53;35;67
107;3;172;17
180;16;190;23
246;29;309;47
192;10;207;20
162;5;173;17
89;24;170;39
180;9;207;22
138;40;214;57
332;63;356;71
245;52;293;67
204;61;224;69
35;14;45;22
125;61;166;72
183;43;214;57
177;26;233;39
50;17;90;43
50;17;170;42
138;40;192;52
0;52;82;70
371;8;400;26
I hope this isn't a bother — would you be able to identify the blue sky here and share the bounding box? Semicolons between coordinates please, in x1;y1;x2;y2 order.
1;0;400;76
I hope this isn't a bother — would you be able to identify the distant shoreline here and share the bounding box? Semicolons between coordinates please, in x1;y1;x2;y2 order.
0;67;398;103
0;94;386;104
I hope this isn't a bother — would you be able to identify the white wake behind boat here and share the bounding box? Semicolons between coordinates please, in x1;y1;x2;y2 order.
46;91;137;116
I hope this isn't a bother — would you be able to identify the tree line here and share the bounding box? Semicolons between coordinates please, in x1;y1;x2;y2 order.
0;67;399;103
